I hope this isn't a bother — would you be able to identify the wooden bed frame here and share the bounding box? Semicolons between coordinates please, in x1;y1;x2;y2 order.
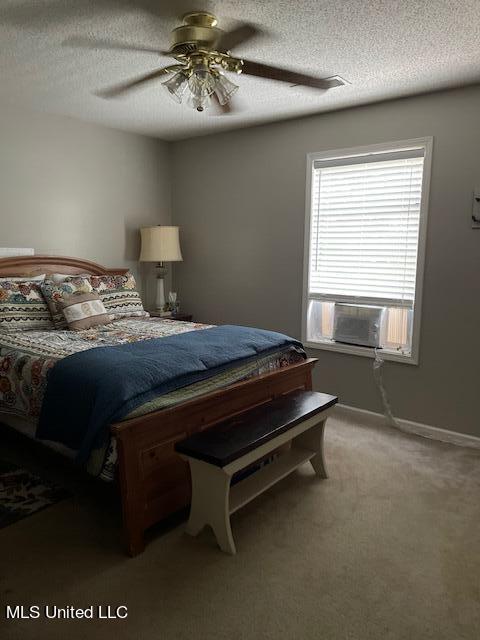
0;255;317;556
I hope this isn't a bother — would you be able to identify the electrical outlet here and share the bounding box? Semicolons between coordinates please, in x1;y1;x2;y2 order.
472;191;480;228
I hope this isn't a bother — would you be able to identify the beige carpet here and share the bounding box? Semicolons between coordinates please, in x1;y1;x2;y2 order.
0;416;479;640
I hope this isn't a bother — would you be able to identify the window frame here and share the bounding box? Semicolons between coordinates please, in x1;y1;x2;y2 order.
302;137;433;365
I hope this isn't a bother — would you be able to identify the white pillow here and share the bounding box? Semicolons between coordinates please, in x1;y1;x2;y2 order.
0;274;46;282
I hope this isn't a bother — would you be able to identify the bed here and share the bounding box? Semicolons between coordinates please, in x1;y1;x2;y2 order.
0;255;317;555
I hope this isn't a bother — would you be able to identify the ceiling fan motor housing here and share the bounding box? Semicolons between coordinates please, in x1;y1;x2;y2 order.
170;12;223;56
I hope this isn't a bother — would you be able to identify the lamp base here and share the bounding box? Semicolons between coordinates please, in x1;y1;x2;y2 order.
155;263;168;311
155;277;165;311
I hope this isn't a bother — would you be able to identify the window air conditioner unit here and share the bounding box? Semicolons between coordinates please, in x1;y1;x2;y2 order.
333;304;385;348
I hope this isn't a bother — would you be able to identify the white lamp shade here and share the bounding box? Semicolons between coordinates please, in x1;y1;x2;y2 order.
139;226;183;262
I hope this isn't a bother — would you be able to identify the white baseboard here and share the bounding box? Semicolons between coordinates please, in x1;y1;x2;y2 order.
333;403;480;450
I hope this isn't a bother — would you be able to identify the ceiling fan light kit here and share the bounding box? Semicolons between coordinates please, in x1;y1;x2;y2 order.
80;11;347;114
160;13;244;113
163;65;239;112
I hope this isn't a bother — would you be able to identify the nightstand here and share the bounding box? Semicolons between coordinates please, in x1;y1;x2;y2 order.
149;311;193;322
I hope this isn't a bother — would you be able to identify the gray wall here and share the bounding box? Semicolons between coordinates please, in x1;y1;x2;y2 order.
0;107;172;306
171;86;480;437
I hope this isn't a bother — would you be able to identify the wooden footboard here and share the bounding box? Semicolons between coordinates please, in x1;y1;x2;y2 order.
111;358;317;556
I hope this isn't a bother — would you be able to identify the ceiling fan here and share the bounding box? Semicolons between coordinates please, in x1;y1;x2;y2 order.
66;11;347;114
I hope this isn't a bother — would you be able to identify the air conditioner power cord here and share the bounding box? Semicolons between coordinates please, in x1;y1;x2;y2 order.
373;348;402;430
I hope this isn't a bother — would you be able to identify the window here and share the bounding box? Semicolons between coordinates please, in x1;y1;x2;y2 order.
303;138;432;364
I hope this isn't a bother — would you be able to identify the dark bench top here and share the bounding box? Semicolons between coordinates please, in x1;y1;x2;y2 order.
175;390;338;468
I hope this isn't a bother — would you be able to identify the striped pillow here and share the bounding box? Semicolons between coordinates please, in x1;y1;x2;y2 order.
61;292;112;331
86;273;147;319
0;281;54;332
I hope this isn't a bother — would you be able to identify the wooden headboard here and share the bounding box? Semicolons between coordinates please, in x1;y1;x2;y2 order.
0;255;128;278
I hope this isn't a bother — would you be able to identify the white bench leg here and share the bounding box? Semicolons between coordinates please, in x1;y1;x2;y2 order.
186;458;236;555
293;419;328;479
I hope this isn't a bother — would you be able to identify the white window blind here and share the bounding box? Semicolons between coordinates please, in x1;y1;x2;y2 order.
309;148;425;308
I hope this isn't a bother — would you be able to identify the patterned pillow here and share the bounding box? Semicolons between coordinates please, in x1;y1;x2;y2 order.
86;273;147;319
61;292;112;331
0;281;54;332
41;277;93;329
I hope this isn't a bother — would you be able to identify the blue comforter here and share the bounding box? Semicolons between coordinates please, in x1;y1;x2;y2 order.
36;325;303;463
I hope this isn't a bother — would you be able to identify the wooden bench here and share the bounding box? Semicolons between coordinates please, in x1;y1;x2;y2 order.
175;390;338;554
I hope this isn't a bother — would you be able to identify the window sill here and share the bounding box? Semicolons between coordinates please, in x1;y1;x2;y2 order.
303;339;418;365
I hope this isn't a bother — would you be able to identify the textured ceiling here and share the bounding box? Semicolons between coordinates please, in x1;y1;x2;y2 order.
1;0;480;141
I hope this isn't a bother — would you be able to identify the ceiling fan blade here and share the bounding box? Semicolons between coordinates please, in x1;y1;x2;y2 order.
95;66;178;98
63;36;170;56
214;23;263;52
0;0;93;26
0;0;205;26
240;59;346;90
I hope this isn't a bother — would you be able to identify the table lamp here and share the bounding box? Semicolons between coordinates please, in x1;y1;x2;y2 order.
139;226;183;311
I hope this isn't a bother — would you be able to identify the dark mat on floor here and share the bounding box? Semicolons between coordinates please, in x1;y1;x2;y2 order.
0;460;70;529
